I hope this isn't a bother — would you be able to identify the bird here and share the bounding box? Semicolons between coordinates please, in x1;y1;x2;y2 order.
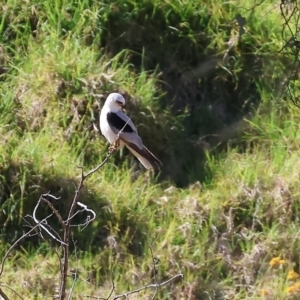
100;93;162;170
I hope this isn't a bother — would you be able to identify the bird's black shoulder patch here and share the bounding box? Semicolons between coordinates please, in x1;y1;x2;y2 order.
107;112;134;133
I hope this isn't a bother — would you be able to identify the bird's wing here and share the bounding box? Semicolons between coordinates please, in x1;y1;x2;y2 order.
106;110;143;148
107;110;138;133
106;109;162;169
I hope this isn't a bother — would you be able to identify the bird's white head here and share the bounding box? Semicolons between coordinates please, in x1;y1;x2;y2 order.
104;93;126;112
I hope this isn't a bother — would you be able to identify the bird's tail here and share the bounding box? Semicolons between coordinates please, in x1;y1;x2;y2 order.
125;144;162;170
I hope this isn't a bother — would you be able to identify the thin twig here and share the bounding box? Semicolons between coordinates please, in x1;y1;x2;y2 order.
105;273;116;300
0;215;53;277
81;150;116;180
148;242;158;300
41;196;66;229
279;0;300;106
67;202;96;230
0;287;9;300
33;196;66;245
85;272;115;300
67;235;78;300
83;273;183;300
59;148;117;300
59;120;129;300
0;285;24;300
55;248;63;281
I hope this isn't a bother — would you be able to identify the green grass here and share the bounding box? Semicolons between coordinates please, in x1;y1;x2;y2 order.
1;0;300;299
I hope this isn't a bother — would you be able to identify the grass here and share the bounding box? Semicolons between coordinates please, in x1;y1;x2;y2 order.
1;0;300;299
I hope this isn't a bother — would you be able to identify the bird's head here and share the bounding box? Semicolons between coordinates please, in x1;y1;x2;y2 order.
104;93;125;112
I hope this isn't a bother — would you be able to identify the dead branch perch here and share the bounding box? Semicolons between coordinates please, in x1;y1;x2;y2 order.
84;273;183;300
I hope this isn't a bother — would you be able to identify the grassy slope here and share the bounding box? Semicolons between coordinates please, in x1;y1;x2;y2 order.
0;0;300;299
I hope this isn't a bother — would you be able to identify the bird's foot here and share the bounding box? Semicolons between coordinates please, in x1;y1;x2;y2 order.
109;138;120;153
115;138;120;148
108;145;117;153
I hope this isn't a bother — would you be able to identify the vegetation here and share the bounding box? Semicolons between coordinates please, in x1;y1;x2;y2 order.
0;0;300;298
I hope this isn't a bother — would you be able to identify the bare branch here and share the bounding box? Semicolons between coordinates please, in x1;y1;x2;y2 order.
41;196;66;229
83;273;183;300
0;285;24;300
55;248;63;280
148;243;158;300
111;273;183;300
0;214;53;277
105;273;116;300
67;236;78;300
81;149;116;180
85;272;116;300
0;287;10;300
67;202;96;230
42;192;61;201
59;125;122;299
32;196;66;245
279;0;300;106
68;272;78;300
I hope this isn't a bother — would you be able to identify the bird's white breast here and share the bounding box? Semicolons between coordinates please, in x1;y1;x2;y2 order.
100;107;117;144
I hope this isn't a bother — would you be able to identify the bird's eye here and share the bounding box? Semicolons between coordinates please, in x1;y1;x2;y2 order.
116;100;124;105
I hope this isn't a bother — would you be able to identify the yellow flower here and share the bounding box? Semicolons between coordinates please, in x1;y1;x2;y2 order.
286;282;300;294
261;289;269;296
279;259;286;264
269;256;286;267
288;270;300;280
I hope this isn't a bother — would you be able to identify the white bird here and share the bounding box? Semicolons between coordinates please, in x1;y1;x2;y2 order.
100;93;162;170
